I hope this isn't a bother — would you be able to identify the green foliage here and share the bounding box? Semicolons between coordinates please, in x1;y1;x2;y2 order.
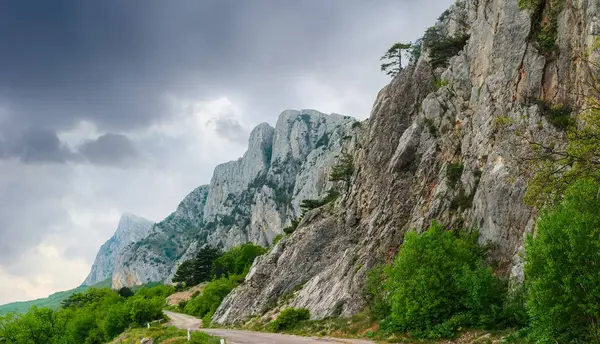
518;0;565;54
536;100;573;130
183;275;243;319
300;190;340;213
382;222;509;338
446;163;464;188
365;265;391;320
493;116;513;131
272;234;284;245
525;97;600;206
423;117;439;138
429;34;470;69
267;308;311;332
434;79;449;90
129;297;164;325
173;246;222;286
329;153;354;184
0;284;174;344
380;42;412;77
450;188;475;211
118;287;134;298
105;326;220;344
525;179;600;343
212;243;267;279
283;218;300;235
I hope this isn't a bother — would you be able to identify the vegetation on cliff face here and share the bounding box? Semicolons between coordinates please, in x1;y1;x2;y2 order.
0;284;176;344
364;223;525;339
176;243;267;326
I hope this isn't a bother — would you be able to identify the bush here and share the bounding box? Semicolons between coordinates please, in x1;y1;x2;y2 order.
184;275;242;319
283;219;300;235
525;178;600;343
103;303;131;338
129;297;164;325
365;265;391;320
429;34;470;69
383;222;506;338
446;163;464;188
211;243;267;279
272;234;284;245
267;308;311;332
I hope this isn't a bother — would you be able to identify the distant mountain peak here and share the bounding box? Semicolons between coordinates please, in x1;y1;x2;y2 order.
83;213;154;286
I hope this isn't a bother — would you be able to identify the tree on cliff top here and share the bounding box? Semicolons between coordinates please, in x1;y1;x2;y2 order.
380;42;412;77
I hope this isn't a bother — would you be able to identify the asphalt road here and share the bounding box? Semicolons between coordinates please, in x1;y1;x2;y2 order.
163;310;374;344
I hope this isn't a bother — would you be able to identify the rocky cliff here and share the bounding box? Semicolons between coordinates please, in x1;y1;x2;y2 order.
84;213;154;286
213;0;600;324
109;110;357;288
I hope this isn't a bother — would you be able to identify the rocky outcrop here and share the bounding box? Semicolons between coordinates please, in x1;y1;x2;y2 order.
84;213;154;286
213;0;600;324
110;110;357;288
112;185;209;289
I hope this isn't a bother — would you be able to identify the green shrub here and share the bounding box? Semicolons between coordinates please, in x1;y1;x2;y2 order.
434;79;449;90
283;219;300;235
272;234;284;245
267;308;311;332
300;190;340;213
525;178;600;343
384;222;505;338
446;163;464;188
423;117;439;138
518;0;565;54
429;34;470;69
211;243;267;279
184;275;242;318
103;303;131;338
365;265;391;320
536;100;573;130
129;297;164;325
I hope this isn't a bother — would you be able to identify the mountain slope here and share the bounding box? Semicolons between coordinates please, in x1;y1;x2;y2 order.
0;279;111;315
84;213;154;286
213;0;600;324
111;109;358;288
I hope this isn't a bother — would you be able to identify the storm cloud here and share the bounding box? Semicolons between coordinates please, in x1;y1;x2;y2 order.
0;0;453;304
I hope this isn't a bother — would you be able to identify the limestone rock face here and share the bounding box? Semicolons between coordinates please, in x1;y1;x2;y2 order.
112;185;209;289
213;0;600;324
83;213;154;286
109;110;357;287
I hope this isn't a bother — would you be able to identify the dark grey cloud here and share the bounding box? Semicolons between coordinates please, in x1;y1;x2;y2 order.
78;133;142;167
0;128;77;163
0;0;451;135
208;116;249;145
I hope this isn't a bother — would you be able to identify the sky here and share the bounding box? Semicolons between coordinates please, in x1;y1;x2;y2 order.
0;0;453;304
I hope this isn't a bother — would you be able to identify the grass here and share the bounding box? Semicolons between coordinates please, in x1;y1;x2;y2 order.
109;326;222;344
243;309;527;343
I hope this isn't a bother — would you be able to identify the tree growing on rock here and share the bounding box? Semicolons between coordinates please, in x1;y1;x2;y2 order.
329;153;354;185
380;42;412;77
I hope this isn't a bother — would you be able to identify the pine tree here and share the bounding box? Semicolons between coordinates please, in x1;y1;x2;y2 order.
380;42;412;77
172;260;197;286
193;246;222;284
329;153;354;185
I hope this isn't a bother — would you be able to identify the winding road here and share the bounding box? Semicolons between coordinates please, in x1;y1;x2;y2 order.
163;311;374;344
